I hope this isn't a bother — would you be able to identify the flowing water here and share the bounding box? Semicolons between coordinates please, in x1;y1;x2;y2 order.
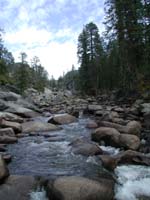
7;116;150;200
7;118;106;178
115;165;150;200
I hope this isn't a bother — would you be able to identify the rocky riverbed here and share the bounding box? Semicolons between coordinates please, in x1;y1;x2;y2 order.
0;88;150;200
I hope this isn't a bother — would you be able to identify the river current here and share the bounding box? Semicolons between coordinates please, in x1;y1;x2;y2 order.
7;116;150;200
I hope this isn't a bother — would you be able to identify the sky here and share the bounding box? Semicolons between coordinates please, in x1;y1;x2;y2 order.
0;0;105;79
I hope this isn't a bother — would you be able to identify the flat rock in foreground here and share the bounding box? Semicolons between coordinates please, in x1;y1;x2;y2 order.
0;175;35;200
48;176;114;200
48;113;77;125
22;121;61;133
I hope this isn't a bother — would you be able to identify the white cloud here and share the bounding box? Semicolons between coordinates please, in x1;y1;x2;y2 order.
4;27;79;79
4;27;52;46
12;40;78;79
1;0;105;79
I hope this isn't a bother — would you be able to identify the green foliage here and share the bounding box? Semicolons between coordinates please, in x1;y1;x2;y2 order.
77;22;105;94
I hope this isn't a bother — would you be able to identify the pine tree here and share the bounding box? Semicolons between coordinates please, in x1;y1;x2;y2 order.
77;22;104;94
104;0;143;90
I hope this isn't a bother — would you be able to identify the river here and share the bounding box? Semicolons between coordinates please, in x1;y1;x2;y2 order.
7;116;150;200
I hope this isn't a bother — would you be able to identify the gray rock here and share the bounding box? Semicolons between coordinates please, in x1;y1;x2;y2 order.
48;113;77;125
119;134;140;150
0;112;23;123
48;176;114;200
99;150;150;171
99;121;127;133
0;175;35;200
86;121;98;129
22;121;60;133
92;127;120;147
0;119;22;133
0;91;21;101
70;138;102;156
88;104;103;113
0;100;8;111
5;102;39;118
0;128;15;137
126;120;141;137
0;136;18;144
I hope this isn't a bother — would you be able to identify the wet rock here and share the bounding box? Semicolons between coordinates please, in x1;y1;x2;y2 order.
22;121;60;133
0;128;15;137
0;175;35;200
119;134;140;150
0;136;18;144
126;120;141;137
99;155;118;171
0;155;9;183
0;112;23;123
92;127;120;147
48;113;77;125
99;150;150;171
0;119;22;133
48;176;114;200
117;150;150;166
70;138;102;156
86;121;98;129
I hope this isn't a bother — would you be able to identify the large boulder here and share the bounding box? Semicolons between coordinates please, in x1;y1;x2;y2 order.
98;155;118;171
0;100;8;111
0;119;22;133
0;91;21;101
0;112;23;123
5;102;39;118
0;128;15;137
99;150;150;171
98;121;127;133
86;121;98;129
119;134;140;150
0;175;35;200
70;138;102;156
0;136;18;144
48;114;77;125
88;104;103;114
126;120;141;137
117;150;150;166
47;176;114;200
22;121;60;133
92;127;120;147
0;155;9;183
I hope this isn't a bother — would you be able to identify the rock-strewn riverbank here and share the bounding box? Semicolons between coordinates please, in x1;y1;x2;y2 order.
0;87;150;199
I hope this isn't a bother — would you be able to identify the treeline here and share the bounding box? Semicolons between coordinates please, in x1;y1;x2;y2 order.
0;30;49;93
58;0;150;95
